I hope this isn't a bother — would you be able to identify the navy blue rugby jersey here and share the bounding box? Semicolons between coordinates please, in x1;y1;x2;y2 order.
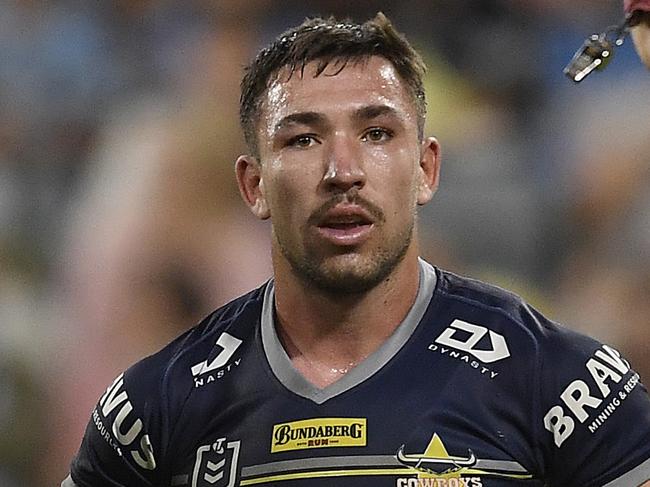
64;259;650;487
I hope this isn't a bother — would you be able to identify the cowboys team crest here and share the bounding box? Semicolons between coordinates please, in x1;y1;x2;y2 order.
395;433;533;484
192;438;241;487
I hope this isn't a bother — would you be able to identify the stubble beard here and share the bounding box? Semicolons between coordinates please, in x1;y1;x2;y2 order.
276;215;416;296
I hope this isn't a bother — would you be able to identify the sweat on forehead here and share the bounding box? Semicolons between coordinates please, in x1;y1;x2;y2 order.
261;57;414;138
239;13;427;156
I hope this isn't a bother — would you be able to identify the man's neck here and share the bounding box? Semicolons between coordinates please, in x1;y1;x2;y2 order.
272;247;421;388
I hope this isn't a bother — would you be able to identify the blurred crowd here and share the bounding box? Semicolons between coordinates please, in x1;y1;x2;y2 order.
0;0;648;484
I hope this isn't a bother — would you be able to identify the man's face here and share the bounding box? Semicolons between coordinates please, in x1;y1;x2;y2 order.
240;56;439;294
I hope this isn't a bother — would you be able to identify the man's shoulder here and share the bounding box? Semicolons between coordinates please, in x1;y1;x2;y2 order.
69;285;268;484
123;283;267;397
433;268;596;354
435;268;546;330
436;268;529;313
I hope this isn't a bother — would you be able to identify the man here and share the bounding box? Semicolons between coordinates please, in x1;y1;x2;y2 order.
63;13;650;487
626;0;650;67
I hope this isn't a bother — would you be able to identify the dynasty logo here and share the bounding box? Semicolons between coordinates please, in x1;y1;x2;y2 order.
434;320;510;364
271;418;366;453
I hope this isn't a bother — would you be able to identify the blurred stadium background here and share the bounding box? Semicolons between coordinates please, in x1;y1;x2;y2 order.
1;0;649;484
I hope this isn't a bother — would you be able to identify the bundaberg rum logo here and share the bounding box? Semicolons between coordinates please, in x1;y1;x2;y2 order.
271;418;367;453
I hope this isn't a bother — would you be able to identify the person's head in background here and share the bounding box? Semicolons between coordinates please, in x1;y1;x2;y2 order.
626;0;650;67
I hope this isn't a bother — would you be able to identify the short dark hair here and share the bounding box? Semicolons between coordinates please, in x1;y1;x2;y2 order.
239;12;427;157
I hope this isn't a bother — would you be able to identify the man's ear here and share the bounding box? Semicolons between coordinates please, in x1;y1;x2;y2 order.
235;155;270;219
416;136;441;205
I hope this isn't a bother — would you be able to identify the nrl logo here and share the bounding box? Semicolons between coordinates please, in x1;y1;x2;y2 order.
396;434;477;475
191;438;241;487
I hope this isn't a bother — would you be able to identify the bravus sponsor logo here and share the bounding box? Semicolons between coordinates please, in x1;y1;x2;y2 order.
97;373;156;469
543;344;640;447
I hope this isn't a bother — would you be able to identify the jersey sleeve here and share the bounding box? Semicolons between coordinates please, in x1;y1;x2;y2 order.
67;364;165;487
536;321;650;486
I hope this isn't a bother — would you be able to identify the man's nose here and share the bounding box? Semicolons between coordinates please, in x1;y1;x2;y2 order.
321;133;366;192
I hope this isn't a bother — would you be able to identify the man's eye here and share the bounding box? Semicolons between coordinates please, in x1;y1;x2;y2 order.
288;135;318;148
362;128;392;142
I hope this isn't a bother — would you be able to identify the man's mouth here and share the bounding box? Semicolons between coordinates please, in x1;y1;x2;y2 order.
316;207;375;245
324;222;369;229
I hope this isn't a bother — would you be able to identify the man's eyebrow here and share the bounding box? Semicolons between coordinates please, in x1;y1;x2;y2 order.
274;112;327;132
353;104;400;122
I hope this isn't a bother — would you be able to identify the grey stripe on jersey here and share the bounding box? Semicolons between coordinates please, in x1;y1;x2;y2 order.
240;454;529;478
261;258;438;405
603;456;650;487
